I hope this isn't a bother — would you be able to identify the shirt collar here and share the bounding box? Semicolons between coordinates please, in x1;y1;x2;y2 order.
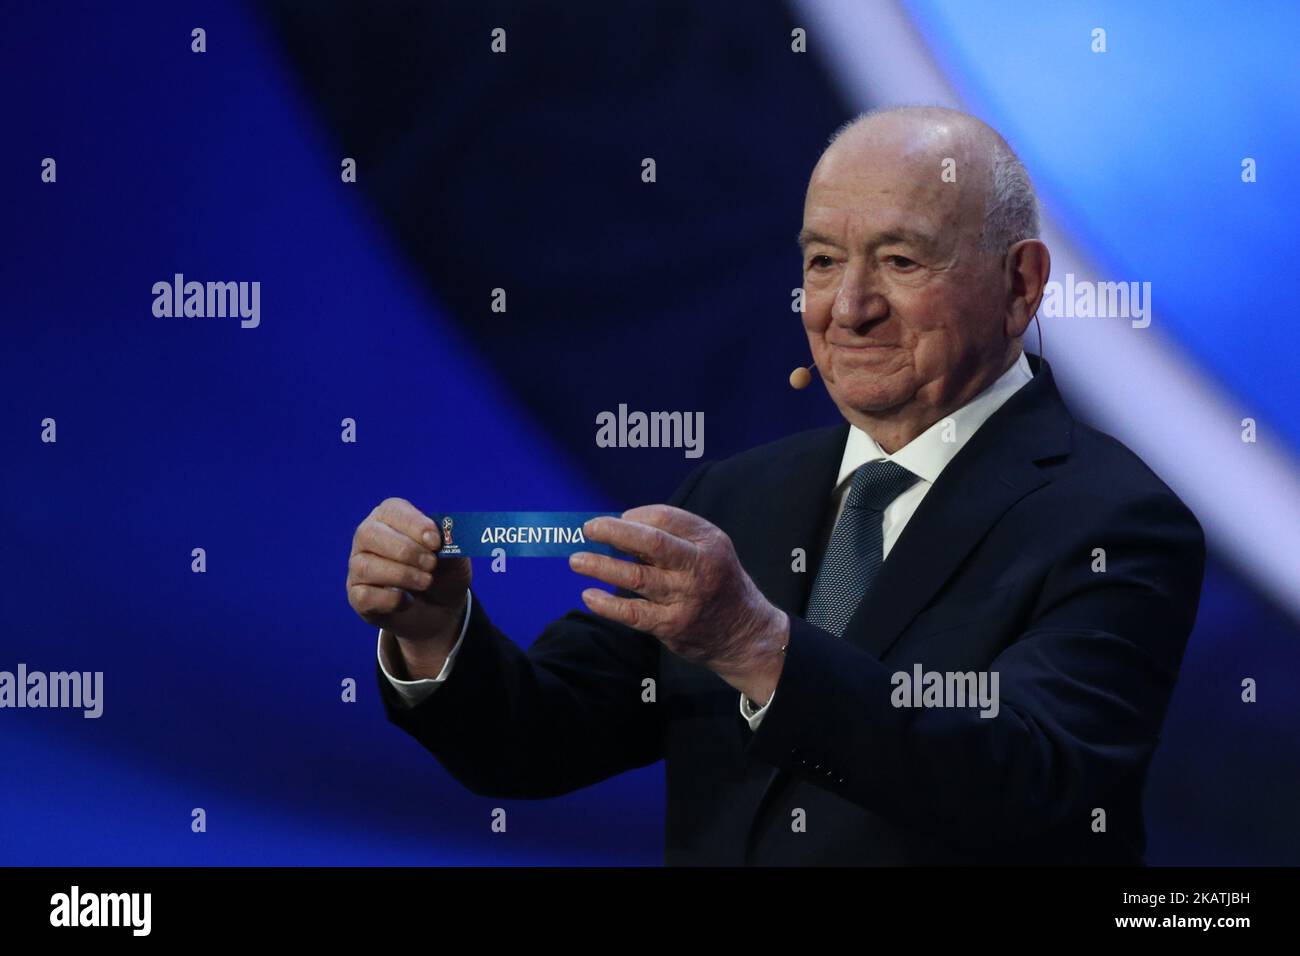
834;351;1034;490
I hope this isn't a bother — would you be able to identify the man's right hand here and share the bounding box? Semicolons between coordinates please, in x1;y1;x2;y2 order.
347;497;472;679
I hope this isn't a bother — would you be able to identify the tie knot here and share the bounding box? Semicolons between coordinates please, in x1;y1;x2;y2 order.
844;459;918;512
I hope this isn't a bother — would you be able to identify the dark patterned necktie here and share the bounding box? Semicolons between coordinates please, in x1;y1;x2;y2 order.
804;459;919;637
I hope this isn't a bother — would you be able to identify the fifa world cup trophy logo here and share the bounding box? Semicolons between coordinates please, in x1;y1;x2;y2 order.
441;516;454;547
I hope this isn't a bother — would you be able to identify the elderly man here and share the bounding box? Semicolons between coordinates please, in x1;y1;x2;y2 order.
347;107;1205;865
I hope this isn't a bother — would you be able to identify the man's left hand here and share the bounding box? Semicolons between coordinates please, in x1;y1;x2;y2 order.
569;505;788;705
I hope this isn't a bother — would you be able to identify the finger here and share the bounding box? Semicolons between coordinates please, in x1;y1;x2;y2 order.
583;516;693;569
354;519;435;571
580;588;661;634
621;504;707;540
569;551;671;599
348;583;413;623
348;551;433;593
371;497;443;550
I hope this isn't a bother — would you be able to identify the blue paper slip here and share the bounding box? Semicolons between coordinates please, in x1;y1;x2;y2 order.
429;511;623;557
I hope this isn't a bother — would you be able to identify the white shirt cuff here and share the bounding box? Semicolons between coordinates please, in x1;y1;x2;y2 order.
377;590;472;708
739;687;774;731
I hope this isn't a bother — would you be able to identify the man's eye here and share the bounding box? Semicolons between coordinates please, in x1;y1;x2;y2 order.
808;255;834;269
887;255;918;269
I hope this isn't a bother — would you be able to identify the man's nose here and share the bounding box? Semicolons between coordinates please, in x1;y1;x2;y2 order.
830;260;889;328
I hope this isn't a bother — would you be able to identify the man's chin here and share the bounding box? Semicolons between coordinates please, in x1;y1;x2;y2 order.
831;384;914;417
827;369;915;416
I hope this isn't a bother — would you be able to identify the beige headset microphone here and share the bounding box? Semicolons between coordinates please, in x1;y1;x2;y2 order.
789;363;817;389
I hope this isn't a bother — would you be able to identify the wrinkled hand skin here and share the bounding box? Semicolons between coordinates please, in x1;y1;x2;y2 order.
570;505;789;705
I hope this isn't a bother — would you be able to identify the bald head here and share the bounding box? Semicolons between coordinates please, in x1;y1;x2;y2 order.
797;106;1051;452
820;107;1039;255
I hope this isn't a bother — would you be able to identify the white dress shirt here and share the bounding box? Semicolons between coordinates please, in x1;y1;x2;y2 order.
380;352;1035;730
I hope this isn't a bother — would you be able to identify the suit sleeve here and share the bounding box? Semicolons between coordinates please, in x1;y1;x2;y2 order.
745;487;1206;850
376;462;714;799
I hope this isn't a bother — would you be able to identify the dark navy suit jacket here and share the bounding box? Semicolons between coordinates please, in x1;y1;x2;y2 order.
378;354;1206;864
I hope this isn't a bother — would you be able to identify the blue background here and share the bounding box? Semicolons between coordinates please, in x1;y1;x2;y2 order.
2;0;1296;865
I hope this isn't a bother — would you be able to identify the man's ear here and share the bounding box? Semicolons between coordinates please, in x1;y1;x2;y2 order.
1003;239;1051;337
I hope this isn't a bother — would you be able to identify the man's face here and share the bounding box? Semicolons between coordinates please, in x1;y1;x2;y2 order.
799;122;1007;418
